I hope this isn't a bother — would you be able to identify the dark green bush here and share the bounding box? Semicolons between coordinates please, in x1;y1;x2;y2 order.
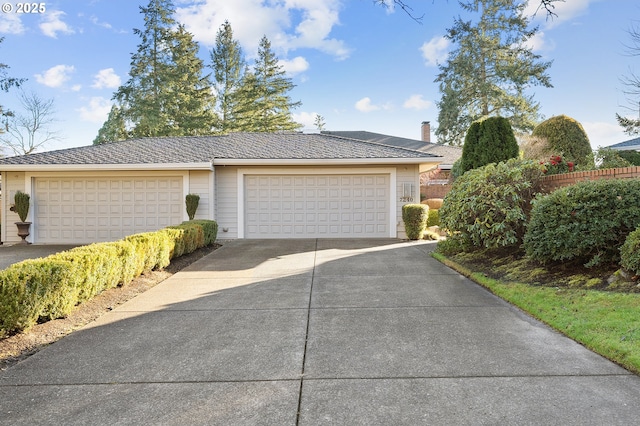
185;194;200;221
14;191;30;222
183;219;218;246
524;179;640;267
595;147;632;169
620;228;640;275
532;115;594;168
402;204;428;240
440;159;544;248
461;117;519;174
618;150;640;166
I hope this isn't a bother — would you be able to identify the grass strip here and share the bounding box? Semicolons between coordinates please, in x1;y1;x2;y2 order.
432;252;640;375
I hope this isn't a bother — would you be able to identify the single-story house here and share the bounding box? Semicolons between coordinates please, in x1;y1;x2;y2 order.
608;136;640;152
0;132;440;244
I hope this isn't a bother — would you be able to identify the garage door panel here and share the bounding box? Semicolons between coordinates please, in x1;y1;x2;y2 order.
35;177;183;244
245;173;389;238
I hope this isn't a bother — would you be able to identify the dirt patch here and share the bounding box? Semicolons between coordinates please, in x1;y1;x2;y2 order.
0;244;220;371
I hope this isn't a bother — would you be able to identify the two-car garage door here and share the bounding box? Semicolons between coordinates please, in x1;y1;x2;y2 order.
34;177;183;244
245;174;390;238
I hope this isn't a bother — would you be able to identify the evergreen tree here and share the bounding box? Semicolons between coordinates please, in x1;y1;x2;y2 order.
461;116;518;173
210;20;245;133
93;105;127;145
97;0;214;142
0;37;26;135
435;0;552;146
236;36;301;132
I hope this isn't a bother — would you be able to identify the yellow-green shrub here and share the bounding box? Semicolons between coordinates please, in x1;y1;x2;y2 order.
0;220;218;337
402;204;429;240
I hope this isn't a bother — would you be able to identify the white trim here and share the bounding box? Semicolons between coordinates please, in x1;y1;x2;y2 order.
237;167;397;238
0;162;213;172
216;158;432;166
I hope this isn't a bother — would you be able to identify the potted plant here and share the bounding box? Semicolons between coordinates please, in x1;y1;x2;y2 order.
13;191;31;244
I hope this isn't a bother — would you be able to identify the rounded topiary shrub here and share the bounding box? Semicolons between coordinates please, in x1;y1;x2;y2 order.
524;179;640;267
532;115;594;168
402;204;428;240
620;228;640;275
460;116;519;173
439;158;544;249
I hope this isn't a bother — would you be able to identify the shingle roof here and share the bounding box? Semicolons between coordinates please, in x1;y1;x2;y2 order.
0;132;438;166
608;137;640;151
322;130;461;166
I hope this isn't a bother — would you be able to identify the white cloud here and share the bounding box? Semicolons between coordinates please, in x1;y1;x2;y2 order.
78;97;112;123
403;94;433;110
39;10;74;38
583;121;630;149
279;56;310;75
0;13;25;34
293;111;320;130
34;64;75;88
420;36;450;67
175;0;351;60
92;68;122;89
355;97;392;113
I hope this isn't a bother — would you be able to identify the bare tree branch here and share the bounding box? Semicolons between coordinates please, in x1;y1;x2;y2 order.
0;91;61;155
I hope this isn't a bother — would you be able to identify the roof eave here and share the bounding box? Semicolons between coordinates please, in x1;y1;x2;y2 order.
212;158;440;166
0;162;214;172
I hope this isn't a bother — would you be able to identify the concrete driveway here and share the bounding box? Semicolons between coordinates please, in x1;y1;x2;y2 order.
0;244;79;270
1;239;640;425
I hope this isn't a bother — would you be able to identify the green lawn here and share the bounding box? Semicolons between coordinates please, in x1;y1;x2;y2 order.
432;252;640;375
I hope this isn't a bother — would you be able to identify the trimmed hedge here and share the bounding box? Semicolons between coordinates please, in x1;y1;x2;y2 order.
0;220;218;338
402;204;429;240
524;179;640;267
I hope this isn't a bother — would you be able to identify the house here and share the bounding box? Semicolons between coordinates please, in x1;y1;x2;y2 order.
607;136;640;152
0;132;440;244
323;123;462;199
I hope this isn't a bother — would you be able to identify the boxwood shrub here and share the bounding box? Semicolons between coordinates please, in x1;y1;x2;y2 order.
0;219;218;338
402;204;429;240
524;179;640;267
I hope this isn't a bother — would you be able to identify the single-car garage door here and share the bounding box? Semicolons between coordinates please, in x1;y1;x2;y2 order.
245;174;389;238
34;177;183;243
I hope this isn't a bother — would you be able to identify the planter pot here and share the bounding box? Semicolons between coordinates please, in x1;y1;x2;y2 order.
15;221;32;244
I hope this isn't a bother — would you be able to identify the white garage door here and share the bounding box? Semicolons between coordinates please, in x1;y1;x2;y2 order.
245;174;389;238
34;177;183;244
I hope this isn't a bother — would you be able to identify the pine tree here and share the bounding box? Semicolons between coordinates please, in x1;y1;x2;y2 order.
210;21;245;133
236;36;301;132
435;0;552;146
97;0;214;142
93;105;127;145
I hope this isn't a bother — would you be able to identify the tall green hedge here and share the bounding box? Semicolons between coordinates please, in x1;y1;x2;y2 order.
0;219;218;338
460;116;519;173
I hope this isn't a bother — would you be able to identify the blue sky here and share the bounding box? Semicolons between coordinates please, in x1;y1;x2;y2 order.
0;0;638;154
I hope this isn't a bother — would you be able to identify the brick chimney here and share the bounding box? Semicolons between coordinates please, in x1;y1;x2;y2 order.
421;121;431;143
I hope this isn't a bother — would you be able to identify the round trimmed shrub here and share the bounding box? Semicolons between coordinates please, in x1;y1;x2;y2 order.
402;204;428;240
620;228;640;275
439;158;544;249
524;179;640;267
532;115;594;168
461;116;519;173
